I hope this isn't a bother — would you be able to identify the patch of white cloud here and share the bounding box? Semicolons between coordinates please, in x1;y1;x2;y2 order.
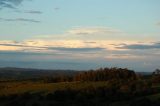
67;27;121;35
35;26;129;41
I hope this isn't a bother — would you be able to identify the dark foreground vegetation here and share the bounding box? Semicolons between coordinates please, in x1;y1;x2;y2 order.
0;67;160;106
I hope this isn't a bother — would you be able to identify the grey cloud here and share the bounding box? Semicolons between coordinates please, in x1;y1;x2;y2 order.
157;22;160;26
15;18;40;23
0;43;35;48
0;2;15;9
0;43;47;51
117;42;160;50
24;10;42;14
54;7;60;10
110;43;126;46
0;0;42;15
15;10;43;14
47;47;105;52
0;0;24;10
0;17;40;23
0;42;105;52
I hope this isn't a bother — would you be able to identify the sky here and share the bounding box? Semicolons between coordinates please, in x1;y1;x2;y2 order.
0;0;160;71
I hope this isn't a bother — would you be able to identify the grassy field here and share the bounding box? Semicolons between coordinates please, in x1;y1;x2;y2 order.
1;81;160;106
0;81;109;96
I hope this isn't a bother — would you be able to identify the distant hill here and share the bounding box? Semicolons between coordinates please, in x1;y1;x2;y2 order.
0;67;78;80
0;67;153;80
136;72;152;75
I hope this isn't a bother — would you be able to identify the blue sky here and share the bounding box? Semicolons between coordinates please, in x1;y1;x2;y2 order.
0;0;160;71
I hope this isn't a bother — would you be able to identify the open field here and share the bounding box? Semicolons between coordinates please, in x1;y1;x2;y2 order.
0;81;109;96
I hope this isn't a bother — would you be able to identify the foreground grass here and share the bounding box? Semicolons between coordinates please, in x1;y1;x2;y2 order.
1;81;160;106
0;81;109;96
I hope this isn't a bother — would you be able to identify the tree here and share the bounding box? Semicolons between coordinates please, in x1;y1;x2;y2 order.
153;69;160;75
152;69;160;84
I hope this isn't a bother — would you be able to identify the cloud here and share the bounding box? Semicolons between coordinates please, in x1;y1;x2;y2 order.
0;40;108;60
24;10;42;14
116;42;160;50
0;43;40;48
0;17;40;23
0;0;25;10
0;1;15;9
54;7;60;11
15;18;40;23
14;10;43;14
0;40;160;66
83;41;97;44
68;27;121;35
105;54;145;60
0;40;106;53
156;22;160;26
47;47;105;52
35;26;130;41
0;41;45;52
0;40;159;54
0;0;42;15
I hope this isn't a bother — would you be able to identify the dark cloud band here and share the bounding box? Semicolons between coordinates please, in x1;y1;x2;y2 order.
48;47;105;52
117;42;160;50
24;10;42;14
0;17;40;23
0;42;105;52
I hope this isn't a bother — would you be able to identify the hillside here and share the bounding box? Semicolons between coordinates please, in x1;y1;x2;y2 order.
0;67;160;106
